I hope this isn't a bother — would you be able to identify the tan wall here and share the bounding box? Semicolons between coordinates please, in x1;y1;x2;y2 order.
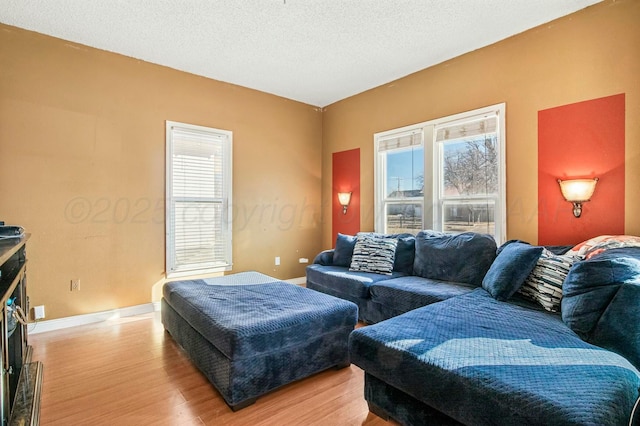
0;25;323;320
321;0;640;249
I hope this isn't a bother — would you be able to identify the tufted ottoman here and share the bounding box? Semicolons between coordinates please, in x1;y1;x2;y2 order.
161;271;358;411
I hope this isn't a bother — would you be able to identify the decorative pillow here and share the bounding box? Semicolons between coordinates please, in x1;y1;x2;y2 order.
391;234;416;275
482;242;543;301
518;248;580;312
332;233;357;267
566;235;640;259
349;234;398;275
352;232;415;274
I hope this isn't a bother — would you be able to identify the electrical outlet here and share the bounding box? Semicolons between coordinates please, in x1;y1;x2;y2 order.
33;305;45;320
298;258;309;264
71;279;81;291
275;257;281;266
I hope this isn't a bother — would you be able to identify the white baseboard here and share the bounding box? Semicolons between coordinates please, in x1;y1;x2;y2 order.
285;276;306;286
29;303;158;334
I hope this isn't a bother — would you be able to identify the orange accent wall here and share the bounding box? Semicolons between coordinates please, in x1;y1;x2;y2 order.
538;94;625;245
332;149;360;243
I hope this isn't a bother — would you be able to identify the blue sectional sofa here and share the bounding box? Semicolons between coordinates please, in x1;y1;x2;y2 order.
306;231;640;425
306;231;497;324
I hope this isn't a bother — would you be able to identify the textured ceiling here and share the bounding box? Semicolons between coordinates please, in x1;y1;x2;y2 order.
0;0;601;107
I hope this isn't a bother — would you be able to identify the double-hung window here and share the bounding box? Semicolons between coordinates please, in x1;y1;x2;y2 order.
375;104;505;243
166;121;232;277
374;130;424;234
434;111;503;239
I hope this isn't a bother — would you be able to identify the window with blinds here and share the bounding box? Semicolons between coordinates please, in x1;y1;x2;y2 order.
166;121;232;277
374;104;506;243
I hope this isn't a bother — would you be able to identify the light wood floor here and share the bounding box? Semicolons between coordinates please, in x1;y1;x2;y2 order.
30;312;395;426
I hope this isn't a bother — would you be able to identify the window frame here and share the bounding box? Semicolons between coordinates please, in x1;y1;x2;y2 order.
374;103;506;243
165;120;233;278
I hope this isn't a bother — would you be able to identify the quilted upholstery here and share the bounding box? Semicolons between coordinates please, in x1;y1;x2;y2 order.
563;247;640;370
162;272;358;409
163;273;357;359
368;276;476;322
306;265;403;299
350;288;640;425
413;230;497;285
306;264;405;322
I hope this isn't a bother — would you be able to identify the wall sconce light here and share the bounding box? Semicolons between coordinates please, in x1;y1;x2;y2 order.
337;192;352;214
557;178;599;218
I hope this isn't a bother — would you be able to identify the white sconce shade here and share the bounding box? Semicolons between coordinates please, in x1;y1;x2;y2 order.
557;178;598;218
337;192;352;214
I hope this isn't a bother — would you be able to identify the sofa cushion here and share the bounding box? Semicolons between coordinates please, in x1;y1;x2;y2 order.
349;234;397;275
306;264;401;299
350;288;640;426
518;249;580;312
369;276;476;318
413;231;496;286
332;233;357;267
562;247;640;369
482;242;543;301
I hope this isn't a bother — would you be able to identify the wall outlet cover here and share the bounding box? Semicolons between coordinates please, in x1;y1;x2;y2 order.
33;305;45;320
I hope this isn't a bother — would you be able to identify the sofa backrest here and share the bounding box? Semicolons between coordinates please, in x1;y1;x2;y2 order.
413;230;497;286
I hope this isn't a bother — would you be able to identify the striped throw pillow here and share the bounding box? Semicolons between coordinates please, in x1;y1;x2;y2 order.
518;248;579;312
349;235;398;275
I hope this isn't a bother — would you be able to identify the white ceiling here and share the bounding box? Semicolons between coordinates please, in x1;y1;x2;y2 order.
1;0;601;107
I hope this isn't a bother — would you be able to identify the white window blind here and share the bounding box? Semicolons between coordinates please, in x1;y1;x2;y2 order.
377;131;422;152
166;121;232;277
436;117;497;142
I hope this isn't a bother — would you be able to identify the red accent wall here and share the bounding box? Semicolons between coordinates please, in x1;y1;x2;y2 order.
538;94;625;245
332;149;360;244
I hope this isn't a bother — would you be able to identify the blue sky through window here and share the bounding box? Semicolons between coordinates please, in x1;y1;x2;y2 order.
386;147;424;195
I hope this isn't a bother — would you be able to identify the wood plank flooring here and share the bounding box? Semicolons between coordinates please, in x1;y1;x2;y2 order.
30;312;395;426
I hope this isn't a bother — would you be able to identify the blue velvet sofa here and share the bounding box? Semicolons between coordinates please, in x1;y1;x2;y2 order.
306;231;497;324
307;232;640;425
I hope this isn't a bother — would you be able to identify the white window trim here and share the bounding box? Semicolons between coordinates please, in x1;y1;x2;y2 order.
374;103;506;243
166;121;233;278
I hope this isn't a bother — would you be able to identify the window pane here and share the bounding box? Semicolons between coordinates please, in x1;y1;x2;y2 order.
386;203;422;234
173;201;225;270
385;147;424;198
442;135;497;197
442;201;495;235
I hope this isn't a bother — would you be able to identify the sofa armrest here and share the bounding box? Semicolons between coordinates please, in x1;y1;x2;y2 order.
313;250;335;265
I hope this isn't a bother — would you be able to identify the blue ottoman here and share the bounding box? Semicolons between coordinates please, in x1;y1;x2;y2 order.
161;272;358;410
